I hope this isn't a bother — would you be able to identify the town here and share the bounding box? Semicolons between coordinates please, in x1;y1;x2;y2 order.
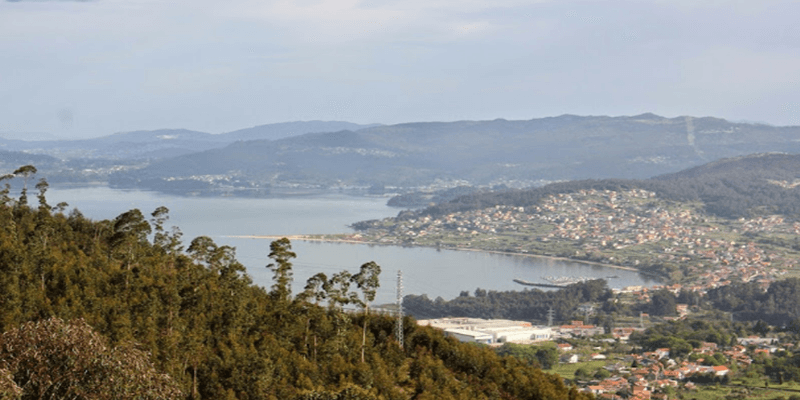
313;188;800;398
332;188;799;291
417;315;796;399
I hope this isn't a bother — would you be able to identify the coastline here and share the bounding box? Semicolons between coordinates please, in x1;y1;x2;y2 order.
226;234;646;274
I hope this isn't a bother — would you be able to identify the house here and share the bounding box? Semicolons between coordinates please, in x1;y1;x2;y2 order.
558;343;574;351
654;348;670;359
754;348;770;357
591;353;608;360
587;385;605;395
577;304;596;315
574;325;605;337
698;342;718;353
712;365;729;376
631;384;651;399
612;327;637;341
662;369;682;380
561;354;579;364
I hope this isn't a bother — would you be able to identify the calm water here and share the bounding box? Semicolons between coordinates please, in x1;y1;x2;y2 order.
46;187;657;304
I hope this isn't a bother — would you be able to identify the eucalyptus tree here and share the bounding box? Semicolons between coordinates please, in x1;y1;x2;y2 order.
110;209;152;271
35;178;49;211
351;261;381;363
267;237;296;303
187;236;218;266
12;165;36;206
0;174;13;206
300;272;328;305
297;272;329;361
324;271;355;309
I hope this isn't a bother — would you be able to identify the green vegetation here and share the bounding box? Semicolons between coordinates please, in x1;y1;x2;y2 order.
496;343;560;370
403;279;610;321
0;166;589;400
549;361;608;381
707;278;800;326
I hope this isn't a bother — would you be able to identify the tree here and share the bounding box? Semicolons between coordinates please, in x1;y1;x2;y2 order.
35;178;49;211
325;271;355;309
0;318;182;400
300;272;328;305
649;289;678;316
110;209;151;270
495;343;558;370
12;165;36;206
351;261;381;363
187;235;218;265
351;261;381;312
0;174;13;206
267;237;296;302
0;368;21;400
150;206;183;256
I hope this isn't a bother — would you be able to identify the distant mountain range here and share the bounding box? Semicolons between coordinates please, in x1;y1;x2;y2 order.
109;113;800;194
0;121;379;160
2;114;799;195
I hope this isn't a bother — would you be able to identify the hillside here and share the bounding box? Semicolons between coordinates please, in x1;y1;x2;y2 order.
0;167;587;400
0;121;377;161
224;121;381;142
108;114;800;195
396;153;800;220
337;154;800;284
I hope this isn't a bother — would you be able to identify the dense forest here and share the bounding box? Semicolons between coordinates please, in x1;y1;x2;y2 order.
403;280;611;322
381;153;800;222
705;278;800;326
0;166;590;400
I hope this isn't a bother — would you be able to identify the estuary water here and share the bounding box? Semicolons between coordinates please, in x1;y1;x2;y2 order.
46;186;657;304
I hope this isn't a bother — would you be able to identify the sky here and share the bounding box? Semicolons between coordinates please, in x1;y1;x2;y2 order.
1;0;799;138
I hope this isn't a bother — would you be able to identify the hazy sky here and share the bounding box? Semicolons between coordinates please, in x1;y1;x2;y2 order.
1;0;798;138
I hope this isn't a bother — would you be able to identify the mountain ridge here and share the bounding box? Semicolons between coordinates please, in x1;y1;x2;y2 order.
108;113;800;194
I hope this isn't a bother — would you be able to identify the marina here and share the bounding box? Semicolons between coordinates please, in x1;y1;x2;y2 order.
513;275;621;289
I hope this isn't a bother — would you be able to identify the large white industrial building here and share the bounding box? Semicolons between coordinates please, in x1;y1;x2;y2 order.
417;318;553;345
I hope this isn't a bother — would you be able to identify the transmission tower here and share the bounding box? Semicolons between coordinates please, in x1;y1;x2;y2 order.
547;307;555;327
395;270;404;349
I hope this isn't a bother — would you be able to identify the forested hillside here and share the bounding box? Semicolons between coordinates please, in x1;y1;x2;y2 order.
0;167;588;400
706;278;800;326
403;280;611;321
394;153;800;220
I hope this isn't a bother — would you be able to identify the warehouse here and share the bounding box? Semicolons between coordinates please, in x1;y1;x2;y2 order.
418;318;554;344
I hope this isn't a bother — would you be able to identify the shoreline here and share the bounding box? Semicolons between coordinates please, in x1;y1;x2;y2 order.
225;234;647;275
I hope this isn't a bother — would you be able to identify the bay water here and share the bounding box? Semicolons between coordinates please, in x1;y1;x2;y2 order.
46;187;657;305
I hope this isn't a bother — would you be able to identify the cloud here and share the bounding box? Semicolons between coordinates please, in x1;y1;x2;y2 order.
6;0;94;2
2;0;800;136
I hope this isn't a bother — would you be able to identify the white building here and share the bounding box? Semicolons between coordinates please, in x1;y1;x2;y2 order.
419;318;553;345
443;328;494;344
